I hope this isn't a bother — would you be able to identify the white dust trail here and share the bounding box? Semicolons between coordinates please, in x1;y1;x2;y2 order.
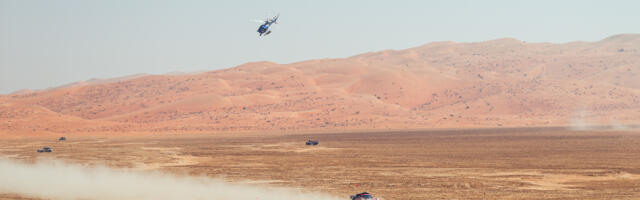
0;158;340;200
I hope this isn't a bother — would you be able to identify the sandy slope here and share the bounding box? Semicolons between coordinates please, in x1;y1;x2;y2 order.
1;34;639;134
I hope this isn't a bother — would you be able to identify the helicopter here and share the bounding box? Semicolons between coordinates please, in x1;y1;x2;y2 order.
255;14;279;37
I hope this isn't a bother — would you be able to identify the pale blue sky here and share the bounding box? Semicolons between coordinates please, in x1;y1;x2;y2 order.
1;0;639;93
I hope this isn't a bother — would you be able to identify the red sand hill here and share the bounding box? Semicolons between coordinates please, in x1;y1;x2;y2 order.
1;35;639;134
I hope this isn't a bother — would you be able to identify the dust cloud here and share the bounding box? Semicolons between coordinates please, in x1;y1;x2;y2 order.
568;109;638;131
0;158;340;200
568;109;592;131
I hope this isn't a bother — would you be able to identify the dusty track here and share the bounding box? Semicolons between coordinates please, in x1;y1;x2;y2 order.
2;127;640;199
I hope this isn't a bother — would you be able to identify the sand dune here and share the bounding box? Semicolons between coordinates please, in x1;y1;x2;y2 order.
1;34;639;134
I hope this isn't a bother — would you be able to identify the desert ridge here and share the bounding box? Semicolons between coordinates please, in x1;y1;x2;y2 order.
1;34;639;134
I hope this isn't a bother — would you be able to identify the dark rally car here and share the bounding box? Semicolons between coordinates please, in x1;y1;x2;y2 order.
305;140;319;145
37;146;52;153
351;192;377;200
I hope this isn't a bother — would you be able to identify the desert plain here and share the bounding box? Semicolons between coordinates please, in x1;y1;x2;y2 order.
2;127;640;199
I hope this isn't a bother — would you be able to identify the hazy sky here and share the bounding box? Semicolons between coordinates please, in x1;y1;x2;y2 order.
1;0;639;94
